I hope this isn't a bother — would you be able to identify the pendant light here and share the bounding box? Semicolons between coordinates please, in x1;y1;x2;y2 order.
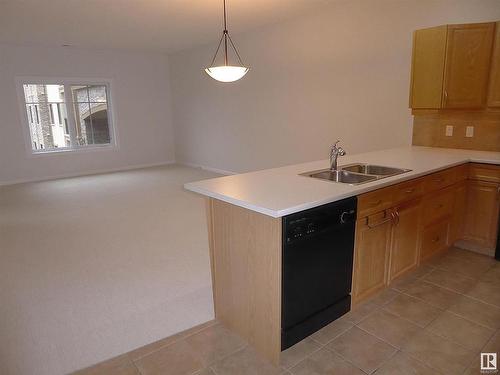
205;0;249;82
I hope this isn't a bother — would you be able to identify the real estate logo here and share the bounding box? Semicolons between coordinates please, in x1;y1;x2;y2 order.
481;353;498;374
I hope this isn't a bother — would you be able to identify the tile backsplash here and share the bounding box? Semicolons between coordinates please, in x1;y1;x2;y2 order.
412;111;500;152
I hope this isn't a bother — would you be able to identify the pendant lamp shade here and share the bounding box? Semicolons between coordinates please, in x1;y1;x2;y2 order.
205;0;248;83
205;66;249;82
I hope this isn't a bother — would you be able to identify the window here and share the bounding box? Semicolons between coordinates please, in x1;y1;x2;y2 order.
19;81;115;153
71;85;110;145
56;103;62;124
34;105;40;124
49;104;55;124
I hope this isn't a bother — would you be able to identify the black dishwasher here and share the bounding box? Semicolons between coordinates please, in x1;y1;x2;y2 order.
282;197;357;350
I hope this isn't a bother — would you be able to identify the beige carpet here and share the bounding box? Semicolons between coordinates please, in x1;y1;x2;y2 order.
0;165;219;375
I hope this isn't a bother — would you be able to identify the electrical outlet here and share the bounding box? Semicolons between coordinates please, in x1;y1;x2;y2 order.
466;126;474;138
445;125;453;137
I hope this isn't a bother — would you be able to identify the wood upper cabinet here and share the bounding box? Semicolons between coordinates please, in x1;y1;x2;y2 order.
443;22;495;108
410;26;448;109
410;21;496;109
389;200;421;282
352;211;392;303
488;22;500;107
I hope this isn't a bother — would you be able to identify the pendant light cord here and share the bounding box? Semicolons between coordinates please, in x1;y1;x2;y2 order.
223;0;228;65
223;0;228;31
208;0;246;68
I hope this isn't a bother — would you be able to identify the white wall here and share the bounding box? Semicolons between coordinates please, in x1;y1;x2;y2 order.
170;0;500;174
0;44;175;185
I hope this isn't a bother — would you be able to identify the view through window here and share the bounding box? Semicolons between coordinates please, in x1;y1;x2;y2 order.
21;83;113;152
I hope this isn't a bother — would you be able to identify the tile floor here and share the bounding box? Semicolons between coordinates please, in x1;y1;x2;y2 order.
74;247;500;375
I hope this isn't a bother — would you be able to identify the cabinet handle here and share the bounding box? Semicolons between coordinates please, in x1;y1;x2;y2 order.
404;188;415;194
393;210;400;226
371;199;383;206
433;178;444;183
435;203;444;209
366;211;392;228
432;236;440;243
444;90;448;103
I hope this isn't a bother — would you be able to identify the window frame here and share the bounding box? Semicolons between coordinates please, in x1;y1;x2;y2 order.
16;77;118;156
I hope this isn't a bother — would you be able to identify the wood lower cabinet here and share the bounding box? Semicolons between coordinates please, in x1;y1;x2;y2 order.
353;198;422;304
353;196;423;304
420;218;450;261
389;200;421;282
450;181;467;243
464;180;500;251
352;163;499;304
352;211;392;303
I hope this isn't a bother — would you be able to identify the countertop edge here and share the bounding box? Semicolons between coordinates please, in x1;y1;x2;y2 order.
184;154;500;218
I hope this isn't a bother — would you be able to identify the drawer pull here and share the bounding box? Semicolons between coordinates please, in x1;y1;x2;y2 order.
435;204;444;209
432;236;440;243
366;211;392;228
404;189;415;194
433;178;444;183
371;199;383;206
393;210;400;226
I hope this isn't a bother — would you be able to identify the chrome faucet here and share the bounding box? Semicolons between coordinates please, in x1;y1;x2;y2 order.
330;140;346;171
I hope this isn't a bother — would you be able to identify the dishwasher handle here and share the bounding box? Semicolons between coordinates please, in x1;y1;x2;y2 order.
340;209;356;224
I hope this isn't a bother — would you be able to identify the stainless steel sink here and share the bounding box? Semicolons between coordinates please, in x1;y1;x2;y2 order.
301;169;378;185
341;163;411;177
300;163;411;185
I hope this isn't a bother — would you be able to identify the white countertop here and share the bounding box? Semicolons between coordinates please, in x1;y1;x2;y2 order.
184;146;500;218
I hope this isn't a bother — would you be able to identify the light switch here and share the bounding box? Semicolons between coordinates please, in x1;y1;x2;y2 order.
466;126;474;138
445;125;453;137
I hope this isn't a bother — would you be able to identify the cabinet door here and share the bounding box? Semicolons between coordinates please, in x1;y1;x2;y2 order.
449;182;467;244
421;219;450;261
488;22;500;107
464;180;500;251
389;200;421;282
409;26;447;109
443;22;495;108
352;211;392;304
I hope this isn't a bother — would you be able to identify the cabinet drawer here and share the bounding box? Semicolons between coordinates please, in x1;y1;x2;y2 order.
423;169;456;193
393;178;424;204
421;220;449;260
469;163;500;183
358;187;394;218
422;189;453;226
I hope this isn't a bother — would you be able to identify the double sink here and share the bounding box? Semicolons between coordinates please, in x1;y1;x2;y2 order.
301;163;411;185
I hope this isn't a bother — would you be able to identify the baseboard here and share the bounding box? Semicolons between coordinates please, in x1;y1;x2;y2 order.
0;160;176;186
177;161;237;176
454;239;495;257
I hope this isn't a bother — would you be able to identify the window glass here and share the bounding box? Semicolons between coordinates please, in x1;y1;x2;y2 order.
22;84;67;151
71;85;110;146
21;83;113;152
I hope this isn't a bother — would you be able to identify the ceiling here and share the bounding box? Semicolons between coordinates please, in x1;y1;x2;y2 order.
0;0;332;53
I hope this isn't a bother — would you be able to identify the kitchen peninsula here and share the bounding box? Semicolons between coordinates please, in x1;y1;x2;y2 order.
185;146;500;364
